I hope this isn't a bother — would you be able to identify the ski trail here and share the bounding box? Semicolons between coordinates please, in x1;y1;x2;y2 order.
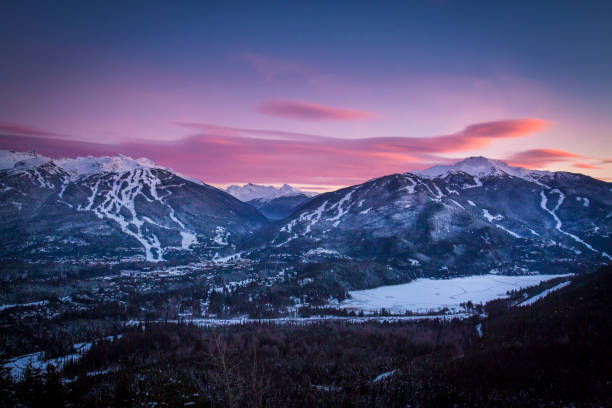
77;168;197;261
540;189;601;254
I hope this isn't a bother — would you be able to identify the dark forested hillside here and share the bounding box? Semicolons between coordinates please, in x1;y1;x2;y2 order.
2;265;610;407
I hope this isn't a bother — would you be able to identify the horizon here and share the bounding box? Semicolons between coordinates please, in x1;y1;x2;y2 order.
2;1;612;190
3;149;608;194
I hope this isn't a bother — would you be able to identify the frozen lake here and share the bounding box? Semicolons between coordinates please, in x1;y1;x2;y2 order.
339;274;571;313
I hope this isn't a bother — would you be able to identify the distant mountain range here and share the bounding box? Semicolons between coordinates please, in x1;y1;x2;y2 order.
1;151;610;276
225;183;316;220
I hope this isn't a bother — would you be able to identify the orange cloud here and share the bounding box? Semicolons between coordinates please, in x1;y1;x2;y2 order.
573;163;600;169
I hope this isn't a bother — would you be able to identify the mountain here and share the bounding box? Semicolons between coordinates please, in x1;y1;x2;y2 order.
0;150;267;263
269;157;611;275
2;152;610;275
225;182;315;202
226;183;316;220
247;195;313;220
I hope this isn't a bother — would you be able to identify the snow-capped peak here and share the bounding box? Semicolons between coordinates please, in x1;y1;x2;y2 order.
0;150;53;171
414;156;550;180
55;155;158;176
225;183;312;202
0;150;160;175
0;149;205;185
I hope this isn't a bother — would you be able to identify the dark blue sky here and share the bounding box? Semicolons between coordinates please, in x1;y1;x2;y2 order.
1;0;611;187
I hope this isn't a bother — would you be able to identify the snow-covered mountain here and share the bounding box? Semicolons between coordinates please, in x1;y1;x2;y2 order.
0;150;267;263
268;157;611;275
226;183;316;220
2;152;610;276
225;183;315;202
414;156;550;181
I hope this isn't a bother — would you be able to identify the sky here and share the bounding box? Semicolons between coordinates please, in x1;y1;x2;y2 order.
1;0;611;191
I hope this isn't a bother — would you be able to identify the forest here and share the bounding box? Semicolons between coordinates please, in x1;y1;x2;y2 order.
1;265;610;407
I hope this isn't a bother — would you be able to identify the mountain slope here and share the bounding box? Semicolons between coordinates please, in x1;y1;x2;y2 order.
226;182;316;220
247;194;313;220
0;151;267;263
269;157;611;275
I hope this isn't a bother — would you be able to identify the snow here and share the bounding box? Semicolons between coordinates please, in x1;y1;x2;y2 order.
462;175;483;189
576;196;589;207
3;335;122;378
56;155;158;176
475;323;483;338
482;209;503;222
304;248;341;256
225;182;312;202
399;175;417;193
0;150;202;185
180;231;198;250
339;274;571;314
450;199;464;209
467;200;476;206
70;167;201;261
540;189;600;254
373;369;399;382
0;150;52;170
212;226;229;246
212;251;243;264
327;189;355;222
0;300;49;311
297;199;328;234
529;228;540;236
416;157;550;186
481;209;520;238
78;170;167;261
495;224;522;238
518;281;571;306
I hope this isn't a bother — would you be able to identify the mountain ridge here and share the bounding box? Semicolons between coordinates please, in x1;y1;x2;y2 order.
267;157;611;276
1;150;610;276
225;182;317;202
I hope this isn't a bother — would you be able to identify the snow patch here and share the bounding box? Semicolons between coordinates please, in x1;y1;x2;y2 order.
518;281;571;306
212;226;229;246
339;274;571;314
482;209;503;222
576;196;589;207
540;190;599;254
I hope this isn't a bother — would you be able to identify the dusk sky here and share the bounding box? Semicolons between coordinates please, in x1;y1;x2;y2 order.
1;0;611;191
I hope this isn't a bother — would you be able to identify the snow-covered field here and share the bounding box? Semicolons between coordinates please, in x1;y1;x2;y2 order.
339;274;571;313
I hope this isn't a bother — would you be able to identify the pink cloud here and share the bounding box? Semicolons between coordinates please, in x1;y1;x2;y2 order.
507;148;580;168
0;118;547;187
0;121;62;137
573;163;600;170
176;122;324;141
257;100;379;121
